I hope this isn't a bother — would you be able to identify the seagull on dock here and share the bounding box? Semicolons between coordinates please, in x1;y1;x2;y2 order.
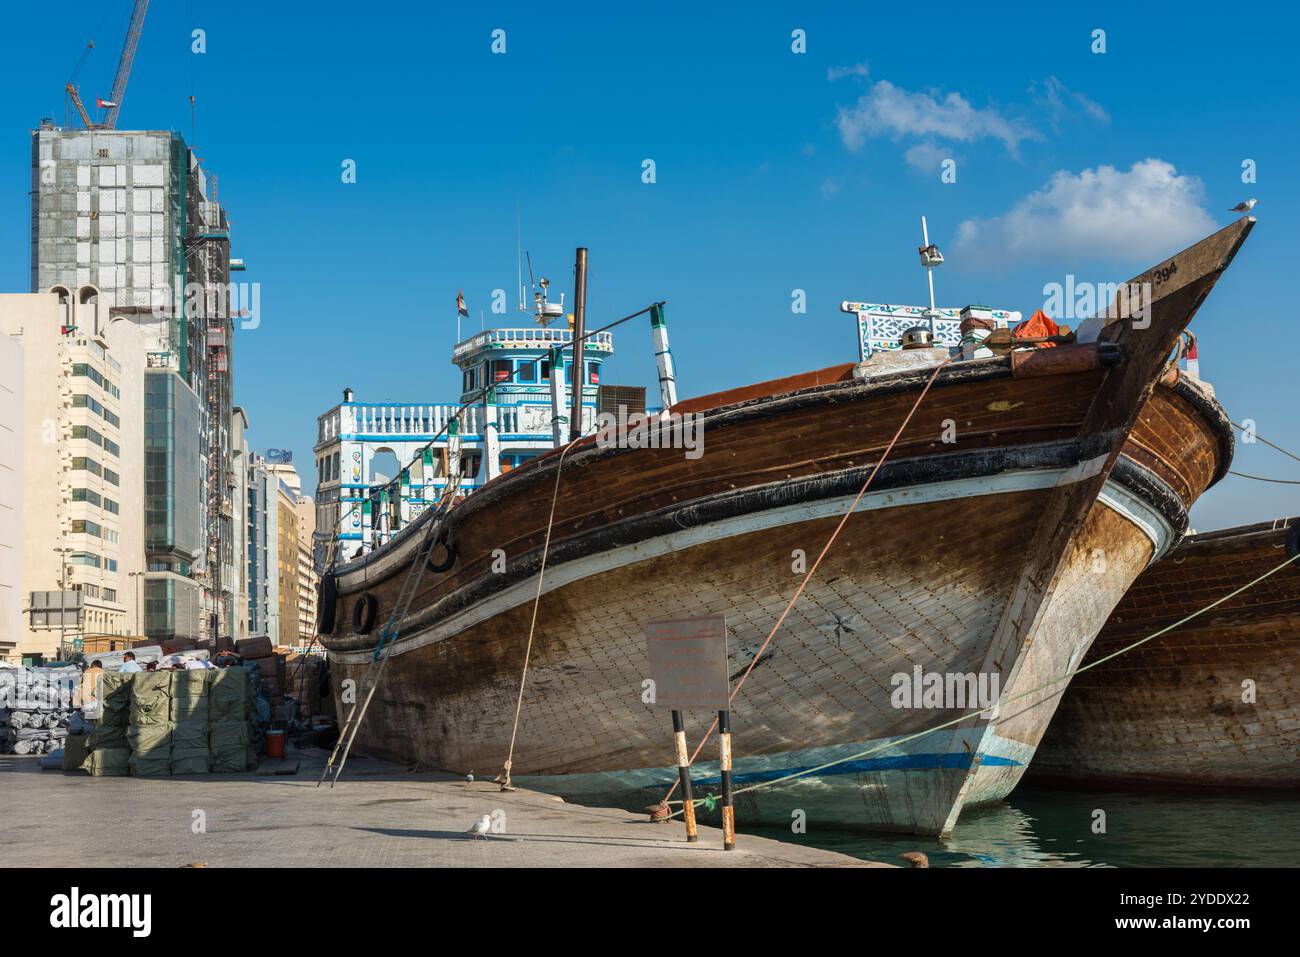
468;814;492;839
1229;199;1259;213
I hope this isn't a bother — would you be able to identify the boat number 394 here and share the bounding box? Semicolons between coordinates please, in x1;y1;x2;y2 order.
1151;260;1178;286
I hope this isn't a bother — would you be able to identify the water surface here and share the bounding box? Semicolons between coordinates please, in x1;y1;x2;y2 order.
756;786;1300;867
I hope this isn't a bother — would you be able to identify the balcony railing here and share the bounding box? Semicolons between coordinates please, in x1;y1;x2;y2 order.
452;327;614;362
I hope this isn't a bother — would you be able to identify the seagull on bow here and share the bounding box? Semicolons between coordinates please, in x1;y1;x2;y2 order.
1229;199;1258;213
468;814;492;839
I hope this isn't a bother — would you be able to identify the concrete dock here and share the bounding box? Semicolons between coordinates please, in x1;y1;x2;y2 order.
0;747;883;867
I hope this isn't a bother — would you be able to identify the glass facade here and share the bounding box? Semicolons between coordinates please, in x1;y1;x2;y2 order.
144;370;202;563
143;576;201;641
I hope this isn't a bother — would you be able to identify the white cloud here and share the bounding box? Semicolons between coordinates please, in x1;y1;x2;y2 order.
827;62;870;82
951;159;1216;265
1031;76;1110;131
903;141;948;171
835;80;1038;156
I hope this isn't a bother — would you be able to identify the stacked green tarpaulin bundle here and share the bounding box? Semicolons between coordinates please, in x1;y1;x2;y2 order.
127;672;173;776
80;669;263;777
210;668;256;773
83;672;130;775
171;669;211;774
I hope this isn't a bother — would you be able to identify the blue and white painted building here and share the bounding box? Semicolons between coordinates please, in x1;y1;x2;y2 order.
313;326;617;565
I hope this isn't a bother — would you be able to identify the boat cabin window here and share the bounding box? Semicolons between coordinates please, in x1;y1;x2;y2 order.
491;360;511;383
460;452;482;478
564;362;573;384
540;359;551;380
586;361;600;385
516;359;537;383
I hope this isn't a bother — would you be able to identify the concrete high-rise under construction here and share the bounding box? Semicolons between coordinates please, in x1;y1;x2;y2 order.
30;124;244;642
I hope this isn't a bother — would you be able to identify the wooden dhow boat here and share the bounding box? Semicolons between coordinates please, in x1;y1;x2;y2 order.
1031;517;1300;789
318;218;1252;835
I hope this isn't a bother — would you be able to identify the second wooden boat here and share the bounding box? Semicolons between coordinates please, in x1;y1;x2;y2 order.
1032;517;1300;789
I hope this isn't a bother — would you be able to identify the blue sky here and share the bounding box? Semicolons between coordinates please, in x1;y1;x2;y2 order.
2;1;1296;531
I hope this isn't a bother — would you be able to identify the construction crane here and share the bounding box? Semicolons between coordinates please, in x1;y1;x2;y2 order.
64;42;95;129
63;0;150;130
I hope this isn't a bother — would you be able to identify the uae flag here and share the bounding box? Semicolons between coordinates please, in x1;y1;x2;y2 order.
96;97;117;109
456;289;469;318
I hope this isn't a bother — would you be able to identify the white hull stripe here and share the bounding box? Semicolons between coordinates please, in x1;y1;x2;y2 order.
330;465;1172;666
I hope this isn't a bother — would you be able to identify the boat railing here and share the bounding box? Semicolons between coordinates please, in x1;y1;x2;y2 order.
452;327;614;361
347;403;483;437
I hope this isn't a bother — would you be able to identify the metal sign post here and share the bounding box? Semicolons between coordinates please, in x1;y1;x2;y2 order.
645;614;729;846
718;709;735;850
671;709;698;842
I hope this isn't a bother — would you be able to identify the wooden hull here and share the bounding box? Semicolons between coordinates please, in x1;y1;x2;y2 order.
321;220;1251;835
1031;518;1300;789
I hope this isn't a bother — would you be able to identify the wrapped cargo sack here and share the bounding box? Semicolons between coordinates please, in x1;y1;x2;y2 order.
172;669;210;722
171;720;211;771
86;721;128;750
209;668;249;722
209;720;251;773
129;672;173;726
62;733;90;771
127;723;172;776
99;672;131;726
82;747;130;776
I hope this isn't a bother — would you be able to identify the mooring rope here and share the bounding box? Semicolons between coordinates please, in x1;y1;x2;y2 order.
659;358;955;806
1229;470;1300;485
1230;420;1300;466
667;547;1300;814
498;437;580;790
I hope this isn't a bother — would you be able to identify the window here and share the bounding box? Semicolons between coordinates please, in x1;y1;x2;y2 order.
72;363;105;388
540;359;551;380
72;424;104;446
71;488;103;507
72;519;102;537
105;558;118;572
103;438;120;457
104;498;119;515
72;394;104;415
104;588;117;602
491;359;512;383
103;468;120;487
564;362;573;384
516;359;537;383
587;361;600;385
71;456;103;477
103;408;120;428
69;552;102;568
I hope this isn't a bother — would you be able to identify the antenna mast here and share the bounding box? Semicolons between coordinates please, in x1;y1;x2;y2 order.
918;215;945;337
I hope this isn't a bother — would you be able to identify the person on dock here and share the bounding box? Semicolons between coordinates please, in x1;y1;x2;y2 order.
119;652;142;673
79;660;102;711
